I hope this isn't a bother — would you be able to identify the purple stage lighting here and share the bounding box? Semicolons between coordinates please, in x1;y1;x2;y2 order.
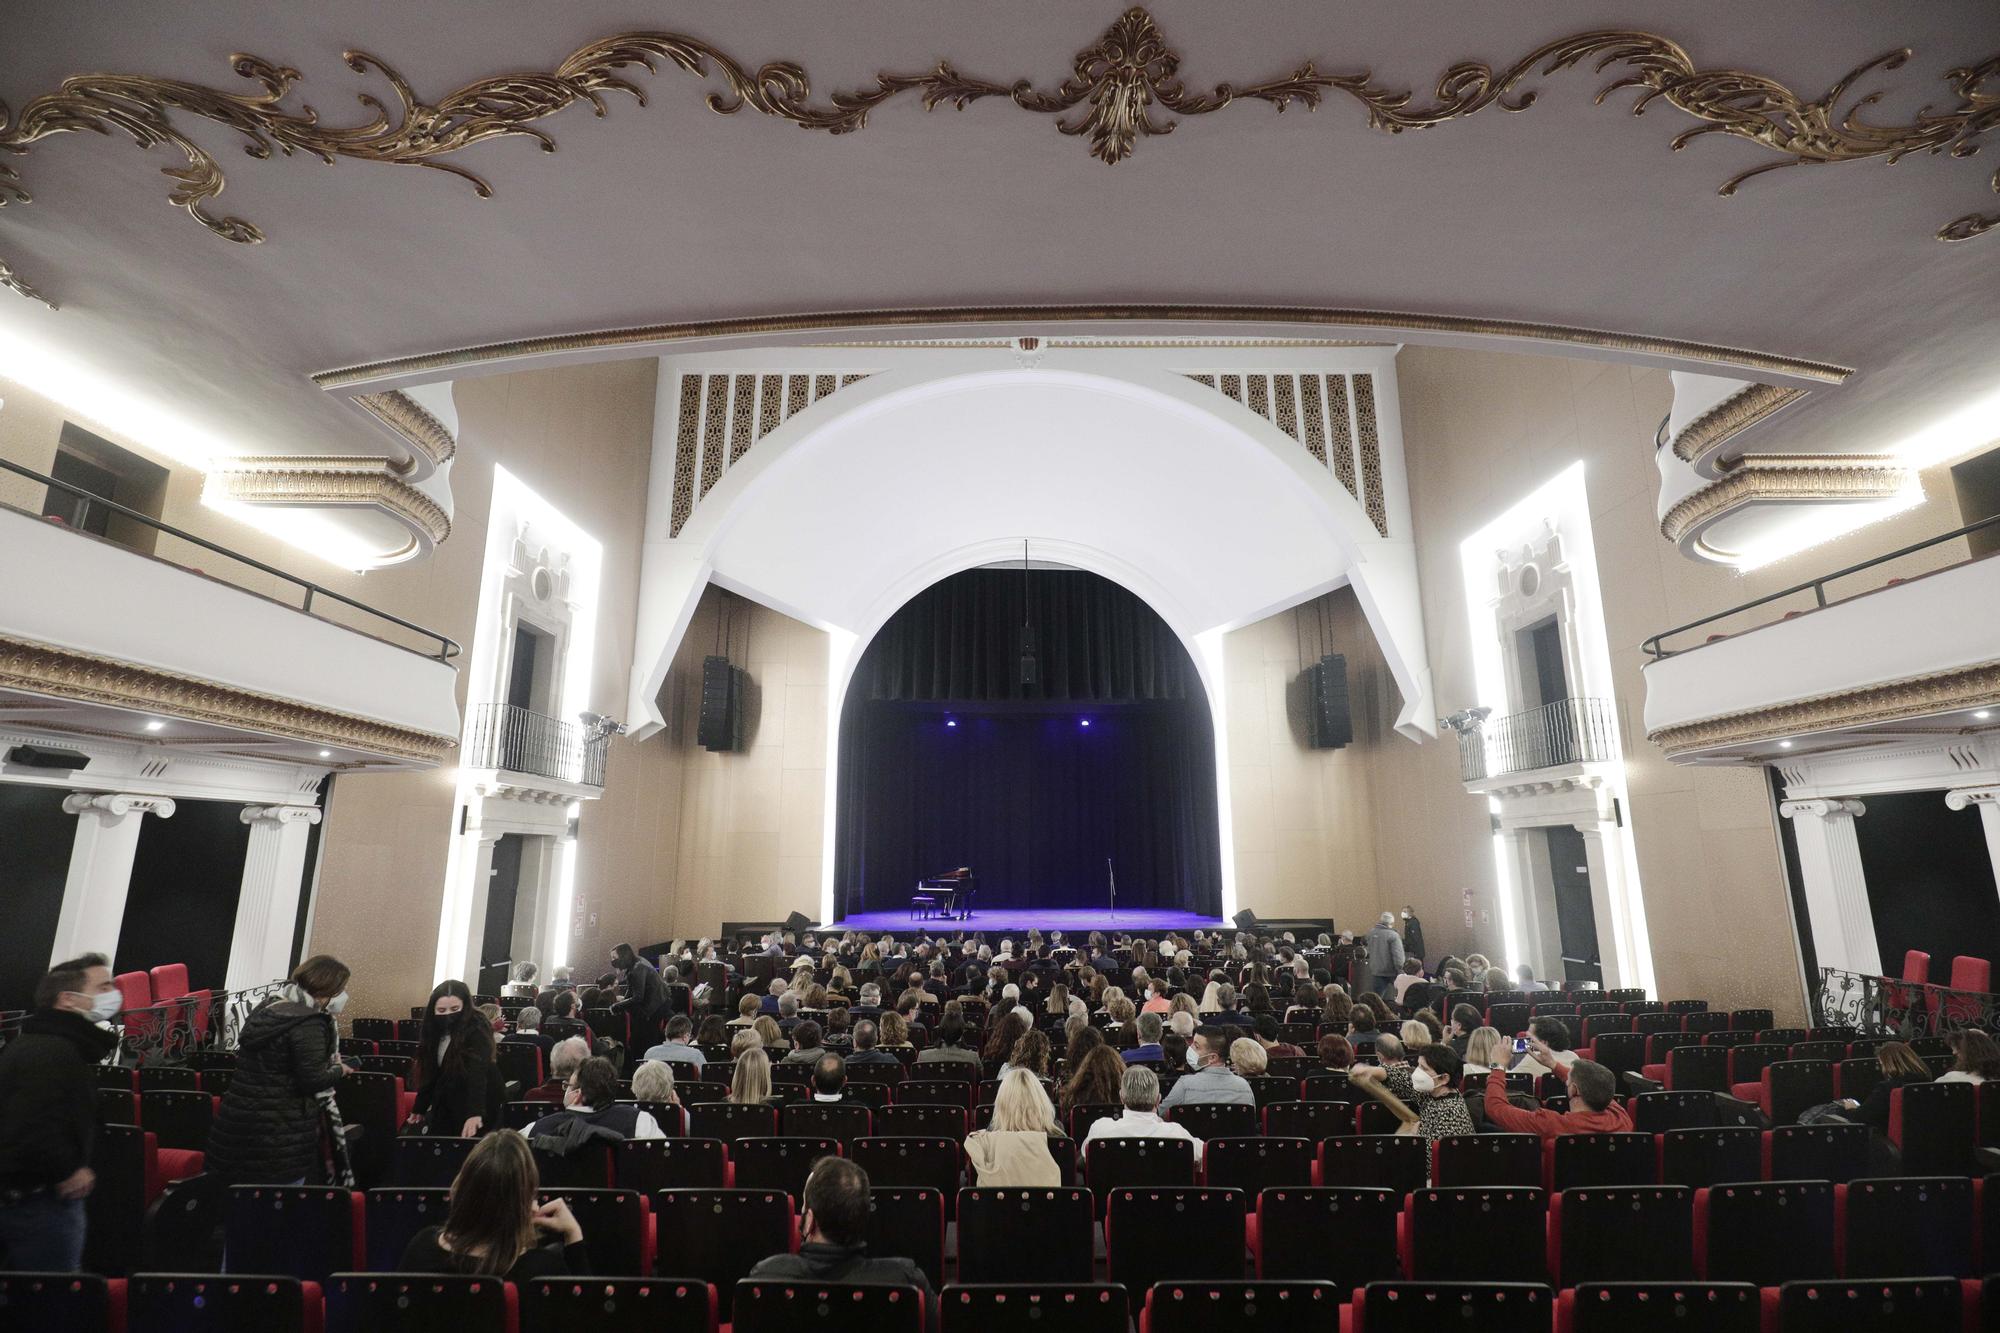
1080;718;1092;728
945;718;957;728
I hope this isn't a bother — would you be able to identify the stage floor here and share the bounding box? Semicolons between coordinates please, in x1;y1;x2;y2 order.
831;907;1225;934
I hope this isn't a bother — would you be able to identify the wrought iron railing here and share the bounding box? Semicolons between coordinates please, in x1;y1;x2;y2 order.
1457;696;1619;782
0;978;293;1064
465;702;608;787
1815;965;2000;1038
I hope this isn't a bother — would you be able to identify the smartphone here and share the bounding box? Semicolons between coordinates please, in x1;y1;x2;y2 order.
1511;1037;1530;1054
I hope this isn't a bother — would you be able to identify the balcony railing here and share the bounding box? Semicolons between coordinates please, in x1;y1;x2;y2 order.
1457;696;1620;782
466;703;607;787
1815;966;2000;1038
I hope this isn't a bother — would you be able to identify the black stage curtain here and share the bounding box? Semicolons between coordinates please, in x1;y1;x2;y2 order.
835;569;1221;916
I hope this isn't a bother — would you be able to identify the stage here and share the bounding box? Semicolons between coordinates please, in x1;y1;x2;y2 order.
829;907;1226;935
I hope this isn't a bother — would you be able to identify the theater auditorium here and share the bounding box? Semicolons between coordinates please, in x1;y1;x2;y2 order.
2;4;2000;1329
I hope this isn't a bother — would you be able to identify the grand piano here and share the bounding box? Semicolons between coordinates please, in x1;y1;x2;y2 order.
911;867;975;920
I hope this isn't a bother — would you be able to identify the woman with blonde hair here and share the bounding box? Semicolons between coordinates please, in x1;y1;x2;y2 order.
753;1015;789;1053
877;1009;913;1049
1462;1026;1505;1075
964;1068;1064;1186
1046;983;1071;1017
730;1027;763;1057
729;1046;779;1106
1230;1037;1269;1076
1198;980;1224;1014
1400;1020;1433;1052
400;1131;586;1278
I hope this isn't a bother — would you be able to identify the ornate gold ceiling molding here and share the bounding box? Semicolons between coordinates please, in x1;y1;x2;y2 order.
0;10;1991;313
1659;455;1908;547
1650;658;2000;759
353;389;455;468
314;304;1850;389
206;455;450;549
0;633;457;765
1670;382;1811;467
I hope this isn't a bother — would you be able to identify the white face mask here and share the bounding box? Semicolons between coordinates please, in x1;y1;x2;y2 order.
1187;1047;1201;1070
88;990;124;1022
1400;911;1411;920
1410;1068;1438;1094
326;991;350;1015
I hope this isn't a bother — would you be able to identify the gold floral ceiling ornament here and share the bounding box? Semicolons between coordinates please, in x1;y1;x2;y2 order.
0;7;1994;296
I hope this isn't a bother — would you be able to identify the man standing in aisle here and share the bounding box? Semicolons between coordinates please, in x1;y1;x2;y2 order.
1401;905;1426;968
0;954;122;1270
1364;911;1406;999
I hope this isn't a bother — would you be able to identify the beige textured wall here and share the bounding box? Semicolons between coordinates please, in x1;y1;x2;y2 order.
1375;347;1973;1021
1223;589;1388;924
664;587;828;936
0;362;679;1019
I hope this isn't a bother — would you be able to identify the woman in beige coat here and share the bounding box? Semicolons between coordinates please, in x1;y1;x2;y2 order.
964;1068;1064;1187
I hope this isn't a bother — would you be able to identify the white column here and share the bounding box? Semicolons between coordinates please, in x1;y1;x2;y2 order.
1780;798;1881;976
1576;823;1625;989
1945;784;2000;896
224;804;324;992
537;831;576;975
49;792;176;964
456;832;505;986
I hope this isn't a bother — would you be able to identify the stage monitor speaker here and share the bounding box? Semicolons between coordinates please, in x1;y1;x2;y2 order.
1306;653;1352;750
783;910;815;934
4;744;90;771
698;655;745;752
1232;909;1259;932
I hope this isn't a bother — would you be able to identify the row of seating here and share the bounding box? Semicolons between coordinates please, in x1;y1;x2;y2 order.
132;1176;2000;1295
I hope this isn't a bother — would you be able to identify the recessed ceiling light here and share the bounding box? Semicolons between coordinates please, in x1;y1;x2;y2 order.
318;749;332;758
1778;740;1794;749
1977;711;1993;721
143;719;165;732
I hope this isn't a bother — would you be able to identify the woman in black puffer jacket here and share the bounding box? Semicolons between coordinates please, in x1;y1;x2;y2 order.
206;956;352;1184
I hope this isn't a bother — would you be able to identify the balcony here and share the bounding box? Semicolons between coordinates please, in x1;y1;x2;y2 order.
464;703;608;791
1458;697;1620;784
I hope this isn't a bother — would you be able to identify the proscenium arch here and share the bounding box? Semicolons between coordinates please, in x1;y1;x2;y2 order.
623;360;1437;920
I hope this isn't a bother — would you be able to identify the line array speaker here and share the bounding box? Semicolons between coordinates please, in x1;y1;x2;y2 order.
698;655;746;752
1306;652;1352;750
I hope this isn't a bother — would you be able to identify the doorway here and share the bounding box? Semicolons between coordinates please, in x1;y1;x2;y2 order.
1542;824;1602;985
480;833;525;991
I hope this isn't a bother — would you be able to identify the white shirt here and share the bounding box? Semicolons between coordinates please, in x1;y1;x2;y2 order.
1936;1070;1986;1085
1081;1108;1204;1164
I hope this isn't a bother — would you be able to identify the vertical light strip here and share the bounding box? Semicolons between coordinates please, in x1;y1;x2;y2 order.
1196;627;1238;925
820;627;858;926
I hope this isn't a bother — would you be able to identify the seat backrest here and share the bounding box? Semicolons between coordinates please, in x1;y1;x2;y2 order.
1728;1009;1774;1032
937;1282;1128;1333
1349;1281;1552;1332
1246;1074;1301;1106
1766;1122;1869;1186
733;1281;925;1333
1105;1189;1246;1311
1319;1134;1428;1198
224;1185;362;1282
1164;1102;1258;1139
1200;1136;1314;1195
363;1187;450;1270
1697;1180;1836;1284
1405;1188;1546;1280
1262;1100;1354;1140
1775;1277;1961;1331
1949;954;1991;993
688;1102;777;1142
1658;1126;1761;1189
1634;1012;1682;1036
1588;1032;1645;1078
1901;950;1932;984
615;1137;728;1192
780;1102;872;1147
1142;1282;1342;1333
1724;1043;1788;1085
84;1123;151;1276
494;1039;544;1087
1083;1136;1196;1211
1763;1060;1836;1124
1630;1090;1716;1133
325;1274;514;1333
851;1138;963;1210
1253;1186;1399;1286
1549;1131;1658;1191
128;1274;310;1333
146;962;191;1004
874;1104;967;1138
898;1079;974;1107
1563;1282;1762;1332
652;1189;797;1320
0;1273;114;1329
538;1187;648;1275
1549;1185;1694;1286
1432;1133;1541;1188
520;1276;715;1333
955;1187;1095;1283
114;970;155;1013
1664;1045;1730;1092
1839;1176;1976;1278
1299;1073;1350;1101
1681;1010;1731;1034
1888;1080;1978;1176
394;1135;477;1188
866;1186;945;1288
731;1136;841;1199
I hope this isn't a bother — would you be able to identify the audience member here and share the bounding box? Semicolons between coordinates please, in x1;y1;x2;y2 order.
642;1014;705;1068
1160;1027;1254;1108
1315;1032;1354;1071
1082;1066;1204;1164
525;1036;590;1104
1364;912;1406;996
915;1016;980;1070
729;994;761;1028
846;1020;899;1065
525;1055;665;1140
965;1068;1064;1186
1061;1044;1126;1114
1509;1018;1577;1080
1390;959;1425;1006
730;1047;780;1105
783;1020;827;1065
1399;1019;1433;1052
752;1015;789;1053
1253;1013;1303;1059
1818;1039;1927;1131
515;1006;544;1036
1515;964;1548;993
408;979;503;1137
400;1131;586;1279
0;954;122;1271
1229;1036;1269;1076
1462;1027;1505;1076
747;1158;933;1302
1940;1028;2000;1084
207;954;353;1187
811;1052;853;1103
1448;1004;1481;1055
1483;1057;1631;1137
1122;1011;1165;1063
630;1060;680;1114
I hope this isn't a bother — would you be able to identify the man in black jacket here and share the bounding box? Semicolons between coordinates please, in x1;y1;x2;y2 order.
610;943;667;1024
747;1157;934;1316
0;953;122;1271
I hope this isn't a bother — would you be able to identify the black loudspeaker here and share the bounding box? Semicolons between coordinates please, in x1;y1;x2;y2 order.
1306;653;1353;750
698;655;745;752
1232;909;1259;932
1018;624;1039;688
783;910;815;934
4;744;90;771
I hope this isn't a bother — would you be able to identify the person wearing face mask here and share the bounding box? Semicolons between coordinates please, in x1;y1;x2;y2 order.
1352;1044;1474;1171
408;979;504;1137
1400;905;1426;968
205;955;353;1188
0;953;122;1270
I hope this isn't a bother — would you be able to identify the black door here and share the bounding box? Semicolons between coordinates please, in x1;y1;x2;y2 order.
480;833;524;978
1544;824;1602;985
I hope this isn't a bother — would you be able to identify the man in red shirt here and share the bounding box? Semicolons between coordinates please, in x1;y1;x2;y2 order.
1483;1054;1631;1135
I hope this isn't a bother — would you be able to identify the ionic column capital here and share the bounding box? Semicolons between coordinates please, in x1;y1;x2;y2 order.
1779;798;1866;821
239;804;324;827
1944;785;2000;812
62;792;177;820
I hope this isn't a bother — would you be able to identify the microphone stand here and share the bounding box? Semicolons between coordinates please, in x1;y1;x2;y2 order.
1107;857;1116;922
